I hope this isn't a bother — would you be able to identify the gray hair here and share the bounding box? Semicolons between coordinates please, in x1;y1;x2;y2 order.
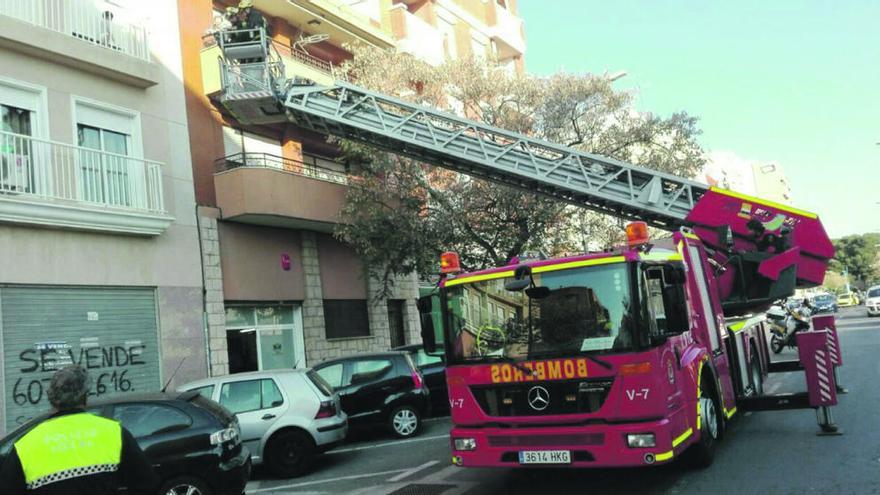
47;365;89;410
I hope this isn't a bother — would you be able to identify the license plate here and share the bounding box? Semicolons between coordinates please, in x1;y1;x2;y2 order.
518;450;571;464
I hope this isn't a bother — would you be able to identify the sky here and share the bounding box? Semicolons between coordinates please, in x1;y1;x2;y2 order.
518;0;879;238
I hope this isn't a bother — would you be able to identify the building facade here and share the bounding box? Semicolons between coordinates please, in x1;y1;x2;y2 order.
178;0;526;375
0;0;203;434
703;151;793;204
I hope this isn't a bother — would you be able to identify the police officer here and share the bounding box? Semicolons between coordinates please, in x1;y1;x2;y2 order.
0;365;156;494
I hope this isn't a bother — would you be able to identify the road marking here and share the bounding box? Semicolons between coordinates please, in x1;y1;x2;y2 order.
248;469;408;493
424;416;450;423
387;460;440;482
836;326;878;332
327;434;449;454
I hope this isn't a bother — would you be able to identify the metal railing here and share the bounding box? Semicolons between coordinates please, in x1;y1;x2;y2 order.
271;40;335;76
216;28;286;96
215;152;349;185
0;0;150;61
0;131;166;213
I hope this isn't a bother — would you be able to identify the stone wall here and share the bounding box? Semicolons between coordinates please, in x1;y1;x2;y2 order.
199;207;228;376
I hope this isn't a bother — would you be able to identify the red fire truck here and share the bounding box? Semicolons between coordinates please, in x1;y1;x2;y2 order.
213;29;845;469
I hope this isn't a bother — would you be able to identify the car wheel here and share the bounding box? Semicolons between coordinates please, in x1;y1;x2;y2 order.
159;475;212;495
265;429;316;478
389;405;421;438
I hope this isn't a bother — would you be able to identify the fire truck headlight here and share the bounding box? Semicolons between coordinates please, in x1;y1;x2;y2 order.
454;438;477;451
626;433;656;448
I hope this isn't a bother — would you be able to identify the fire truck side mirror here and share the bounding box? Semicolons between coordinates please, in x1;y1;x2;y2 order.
418;295;439;355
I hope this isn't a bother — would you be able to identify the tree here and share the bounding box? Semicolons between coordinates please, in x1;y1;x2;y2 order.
829;233;880;289
333;46;706;290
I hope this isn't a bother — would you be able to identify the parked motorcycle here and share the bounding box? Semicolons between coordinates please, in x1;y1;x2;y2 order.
767;298;812;354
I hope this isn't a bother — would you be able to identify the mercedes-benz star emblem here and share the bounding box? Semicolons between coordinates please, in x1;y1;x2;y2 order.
527;386;550;411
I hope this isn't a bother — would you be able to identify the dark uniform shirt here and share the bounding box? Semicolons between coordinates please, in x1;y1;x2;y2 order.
0;409;157;495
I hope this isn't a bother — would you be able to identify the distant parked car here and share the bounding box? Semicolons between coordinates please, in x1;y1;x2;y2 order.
810;293;838;314
837;292;858;307
313;351;430;438
0;392;250;495
180;369;346;478
393;344;448;415
865;286;880;317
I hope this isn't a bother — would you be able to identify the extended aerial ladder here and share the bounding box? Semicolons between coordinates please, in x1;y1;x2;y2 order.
213;28;845;432
213;29;834;314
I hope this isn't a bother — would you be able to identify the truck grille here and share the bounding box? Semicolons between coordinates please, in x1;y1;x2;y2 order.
471;378;614;417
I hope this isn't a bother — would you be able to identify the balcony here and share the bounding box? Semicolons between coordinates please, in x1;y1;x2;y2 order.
0;0;158;87
394;7;446;66
254;0;395;49
0;131;173;235
490;4;525;59
214;153;350;231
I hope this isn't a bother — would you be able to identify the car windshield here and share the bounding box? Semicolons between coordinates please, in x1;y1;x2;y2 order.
868;288;880;298
444;263;636;364
814;294;833;302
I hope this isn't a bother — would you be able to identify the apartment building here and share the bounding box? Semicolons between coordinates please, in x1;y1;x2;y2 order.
0;0;203;433
178;0;526;375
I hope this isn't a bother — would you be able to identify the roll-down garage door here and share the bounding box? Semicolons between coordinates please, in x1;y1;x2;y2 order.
2;287;161;431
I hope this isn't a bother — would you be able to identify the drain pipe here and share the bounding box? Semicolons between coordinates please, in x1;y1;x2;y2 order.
195;203;212;377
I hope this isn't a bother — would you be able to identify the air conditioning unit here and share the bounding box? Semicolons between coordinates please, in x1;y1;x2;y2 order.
0;152;31;192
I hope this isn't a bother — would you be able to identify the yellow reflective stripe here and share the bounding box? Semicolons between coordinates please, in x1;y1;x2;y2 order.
655;450;674;461
683;232;700;240
729;321;747;333
709;186;818;219
444;270;515;287
725;407;737;418
16;413;121;485
672;428;693;448
445;256;627;287
532;256;627;273
639;252;683;262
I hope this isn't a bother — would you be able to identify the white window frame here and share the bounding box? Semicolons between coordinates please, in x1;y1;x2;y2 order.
0;77;51;196
225;305;306;370
70;96;144;207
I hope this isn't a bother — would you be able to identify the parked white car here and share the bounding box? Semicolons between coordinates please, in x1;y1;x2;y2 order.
866;285;880;317
179;369;347;477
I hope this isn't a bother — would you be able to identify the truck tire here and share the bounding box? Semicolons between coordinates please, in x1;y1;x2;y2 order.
770;335;784;354
750;353;764;396
687;381;721;468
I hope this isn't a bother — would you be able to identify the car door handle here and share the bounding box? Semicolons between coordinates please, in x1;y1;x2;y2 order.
261;414;276;420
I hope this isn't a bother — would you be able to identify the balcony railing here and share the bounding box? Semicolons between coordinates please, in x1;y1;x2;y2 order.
215;152;349;185
0;131;166;213
0;0;150;61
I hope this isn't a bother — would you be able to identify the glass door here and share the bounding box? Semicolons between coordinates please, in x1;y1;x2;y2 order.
1;104;34;193
77;124;132;206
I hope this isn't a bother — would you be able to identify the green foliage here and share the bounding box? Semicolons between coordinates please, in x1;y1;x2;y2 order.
334;46;706;291
830;233;880;288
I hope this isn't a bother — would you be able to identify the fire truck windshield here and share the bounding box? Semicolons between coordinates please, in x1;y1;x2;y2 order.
444;263;638;364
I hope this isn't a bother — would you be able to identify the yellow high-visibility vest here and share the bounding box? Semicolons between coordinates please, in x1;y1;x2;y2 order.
14;412;122;490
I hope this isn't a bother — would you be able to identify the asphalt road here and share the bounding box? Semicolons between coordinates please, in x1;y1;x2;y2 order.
246;306;880;494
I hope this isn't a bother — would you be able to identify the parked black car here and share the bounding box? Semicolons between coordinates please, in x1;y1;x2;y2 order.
811;293;838;314
0;391;250;495
393;344;448;415
313;351;430;438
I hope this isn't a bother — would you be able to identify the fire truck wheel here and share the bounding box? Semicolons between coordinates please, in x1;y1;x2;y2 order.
688;382;720;468
770;335;785;354
750;353;764;396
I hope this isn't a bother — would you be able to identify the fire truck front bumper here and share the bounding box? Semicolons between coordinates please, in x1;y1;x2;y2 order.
449;417;695;468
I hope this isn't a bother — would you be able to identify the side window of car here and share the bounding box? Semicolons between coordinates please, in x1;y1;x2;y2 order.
113;404;192;438
414;350;443;368
351;359;393;385
316;363;345;388
220;379;283;414
262;379;284;408
191;385;215;400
